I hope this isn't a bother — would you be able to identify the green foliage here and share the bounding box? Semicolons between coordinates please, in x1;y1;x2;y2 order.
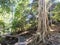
0;0;19;12
52;12;60;21
0;0;38;34
0;37;4;42
11;0;37;32
0;0;10;12
0;20;5;28
52;2;60;21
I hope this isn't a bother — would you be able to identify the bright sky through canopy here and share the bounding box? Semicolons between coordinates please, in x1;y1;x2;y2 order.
56;0;60;2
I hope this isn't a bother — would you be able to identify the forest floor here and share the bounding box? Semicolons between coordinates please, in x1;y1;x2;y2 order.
0;24;60;45
48;24;60;45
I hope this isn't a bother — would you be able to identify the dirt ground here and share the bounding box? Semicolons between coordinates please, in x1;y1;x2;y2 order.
48;24;60;45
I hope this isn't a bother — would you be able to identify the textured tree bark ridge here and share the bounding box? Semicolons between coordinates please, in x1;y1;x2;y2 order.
37;0;49;43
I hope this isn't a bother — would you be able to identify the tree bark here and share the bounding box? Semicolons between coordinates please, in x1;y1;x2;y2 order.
37;0;49;43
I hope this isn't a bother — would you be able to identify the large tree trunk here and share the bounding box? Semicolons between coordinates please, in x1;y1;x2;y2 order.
37;0;49;43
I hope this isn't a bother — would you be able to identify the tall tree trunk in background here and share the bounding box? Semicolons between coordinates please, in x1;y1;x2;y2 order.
37;0;49;43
